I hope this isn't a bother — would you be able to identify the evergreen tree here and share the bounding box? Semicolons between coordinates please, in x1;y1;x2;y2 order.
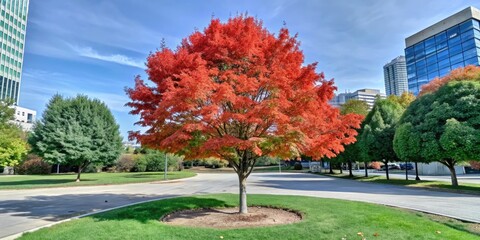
359;98;404;180
30;95;122;181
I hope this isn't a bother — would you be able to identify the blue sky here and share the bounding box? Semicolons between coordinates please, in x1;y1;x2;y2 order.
20;0;480;139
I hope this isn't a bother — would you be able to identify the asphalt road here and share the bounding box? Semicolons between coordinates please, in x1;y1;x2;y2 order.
0;172;479;239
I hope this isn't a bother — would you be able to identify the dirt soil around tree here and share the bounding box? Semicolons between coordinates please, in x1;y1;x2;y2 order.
162;206;302;229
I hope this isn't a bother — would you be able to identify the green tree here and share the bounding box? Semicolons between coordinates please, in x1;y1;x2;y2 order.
0;100;28;169
340;99;369;116
336;100;369;177
393;123;422;180
395;81;480;186
0;100;15;124
0;126;28;168
30;95;123;181
359;98;404;180
387;92;415;108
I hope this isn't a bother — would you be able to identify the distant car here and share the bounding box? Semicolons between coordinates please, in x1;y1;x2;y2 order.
399;163;414;170
381;163;401;170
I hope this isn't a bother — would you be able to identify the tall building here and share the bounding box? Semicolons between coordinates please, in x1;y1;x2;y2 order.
383;56;408;96
0;0;29;104
330;89;386;109
405;6;480;95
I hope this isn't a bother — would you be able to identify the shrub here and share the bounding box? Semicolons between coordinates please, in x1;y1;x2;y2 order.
255;156;280;166
16;155;51;175
134;151;184;172
370;161;382;170
293;162;303;170
203;158;228;168
132;157;147;172
84;164;103;173
116;154;136;172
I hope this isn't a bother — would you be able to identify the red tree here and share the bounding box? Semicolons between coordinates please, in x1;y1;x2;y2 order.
126;16;362;213
420;65;480;96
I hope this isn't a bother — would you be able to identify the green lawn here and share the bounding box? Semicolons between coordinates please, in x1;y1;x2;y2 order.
0;171;196;190
19;194;478;240
253;165;309;173
324;173;480;195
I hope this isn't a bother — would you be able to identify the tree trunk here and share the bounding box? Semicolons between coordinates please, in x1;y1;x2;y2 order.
364;162;368;177
56;164;60;174
239;175;248;214
348;160;353;177
329;161;333;174
439;159;458;186
76;162;89;182
76;165;82;182
339;164;343;174
385;160;389;180
447;165;458;187
414;162;420;181
405;161;408;180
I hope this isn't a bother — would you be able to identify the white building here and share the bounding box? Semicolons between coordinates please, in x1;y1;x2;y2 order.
330;89;386;109
416;162;465;175
12;105;35;131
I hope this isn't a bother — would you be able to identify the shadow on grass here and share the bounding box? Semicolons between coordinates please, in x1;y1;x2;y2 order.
0;179;95;186
90;196;232;223
0;193;181;222
321;173;480;195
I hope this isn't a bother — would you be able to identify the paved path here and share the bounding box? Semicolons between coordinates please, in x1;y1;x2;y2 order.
1;172;479;239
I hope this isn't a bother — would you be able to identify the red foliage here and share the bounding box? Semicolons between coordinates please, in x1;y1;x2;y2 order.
470;161;480;170
126;16;363;162
419;65;480;96
370;162;382;170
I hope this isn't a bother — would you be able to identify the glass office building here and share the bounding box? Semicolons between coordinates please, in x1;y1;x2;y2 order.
0;0;29;104
405;6;480;95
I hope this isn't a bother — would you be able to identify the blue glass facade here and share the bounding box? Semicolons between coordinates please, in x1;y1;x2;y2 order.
405;19;480;95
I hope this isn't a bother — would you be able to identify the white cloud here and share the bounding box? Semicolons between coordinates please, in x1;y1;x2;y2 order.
72;46;145;69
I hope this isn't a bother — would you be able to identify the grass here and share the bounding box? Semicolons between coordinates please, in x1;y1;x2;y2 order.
323;172;480;195
19;194;479;240
253;165;309;173
0;171;196;190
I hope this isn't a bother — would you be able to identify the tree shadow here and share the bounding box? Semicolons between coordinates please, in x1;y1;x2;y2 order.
90;196;231;223
0;178;95;186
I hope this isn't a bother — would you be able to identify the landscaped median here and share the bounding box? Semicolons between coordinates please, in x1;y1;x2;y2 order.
18;194;479;240
0;171;196;190
321;173;480;195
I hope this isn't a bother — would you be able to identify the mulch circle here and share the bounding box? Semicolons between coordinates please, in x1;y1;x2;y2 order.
161;206;302;229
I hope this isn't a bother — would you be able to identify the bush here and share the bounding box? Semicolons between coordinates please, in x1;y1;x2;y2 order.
183;161;193;169
133;151;184;172
83;164;103;173
369;161;382;170
16;155;51;175
255;156;280;166
203;158;228;168
132;157;147;172
116;154;136;172
293;162;303;170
